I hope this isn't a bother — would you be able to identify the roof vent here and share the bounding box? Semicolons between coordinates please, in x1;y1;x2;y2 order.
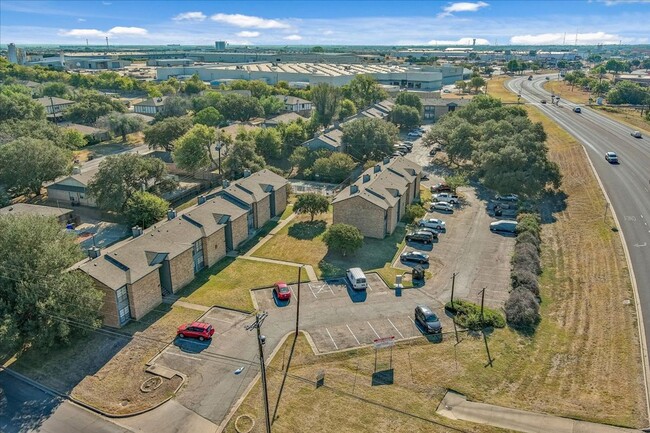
87;246;101;259
243;169;251;178
167;209;177;220
132;226;143;238
197;195;206;205
383;156;391;164
72;166;82;175
350;185;359;194
222;179;230;188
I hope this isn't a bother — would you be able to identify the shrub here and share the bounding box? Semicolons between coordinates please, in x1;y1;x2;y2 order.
445;299;505;330
511;269;540;296
505;289;540;329
517;213;541;239
516;230;541;253
403;203;426;224
323;223;364;256
512;242;541;275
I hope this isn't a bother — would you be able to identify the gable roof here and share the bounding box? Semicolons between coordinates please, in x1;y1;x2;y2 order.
421;98;471;107
264;112;304;126
304;127;344;151
134;97;167;107
221;169;287;204
36;96;74;107
274;95;311;105
0;203;72;218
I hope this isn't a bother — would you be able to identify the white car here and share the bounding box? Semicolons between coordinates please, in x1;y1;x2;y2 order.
433;192;459;204
631;131;642;138
418;218;446;230
430;202;454;213
407;131;423;137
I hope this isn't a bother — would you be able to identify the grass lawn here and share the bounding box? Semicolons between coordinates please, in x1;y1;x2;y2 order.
544;80;591;104
486;75;519;103
178;257;308;311
11;305;201;415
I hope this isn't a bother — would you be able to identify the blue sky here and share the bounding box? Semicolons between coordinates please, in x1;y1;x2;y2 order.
1;0;649;46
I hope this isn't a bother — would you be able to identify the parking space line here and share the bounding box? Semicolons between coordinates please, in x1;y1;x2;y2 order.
307;283;318;298
165;351;201;361
325;328;338;350
387;318;404;339
346;324;361;345
367;321;380;338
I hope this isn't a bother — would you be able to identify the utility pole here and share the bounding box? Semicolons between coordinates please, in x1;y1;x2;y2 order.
479;287;486;325
450;272;457;309
246;312;271;433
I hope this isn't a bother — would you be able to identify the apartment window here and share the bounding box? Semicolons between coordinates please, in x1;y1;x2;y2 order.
192;240;204;274
116;285;131;325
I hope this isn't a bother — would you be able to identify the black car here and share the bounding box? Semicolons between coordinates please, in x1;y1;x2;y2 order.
406;231;436;244
400;251;430;264
415;305;442;334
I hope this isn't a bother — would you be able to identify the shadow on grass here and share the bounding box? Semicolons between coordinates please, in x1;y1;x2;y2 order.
176;257;236;299
288;220;327;240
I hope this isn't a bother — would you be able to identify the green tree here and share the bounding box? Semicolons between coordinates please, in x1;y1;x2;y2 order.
217;93;264;121
228;79;274;98
395;92;423;113
293;193;330;221
607;81;649;105
323;223;363;256
124;191;169;228
260;95;285;116
182;74;207;95
41;82;69;98
62;128;87;148
470;76;487;93
289;146;310;171
390;104;421;130
346;75;387;108
0;91;46;122
88;154;177;212
454;80;467;93
311;82;340;127
342;118;398;161
254;128;283;160
66;91;126;124
191;91;223;112
338;98;357;120
312;153;356;183
403;204;426;223
311;46;325;53
144;116;193;151
99;112;145;142
506;59;521;74
172;124;217;172
281;121;308;149
223;135;266;178
0;119;63;146
0;215;103;350
158;95;190;118
194;107;224;127
0;138;71;196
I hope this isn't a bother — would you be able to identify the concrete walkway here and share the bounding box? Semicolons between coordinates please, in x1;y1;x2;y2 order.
239;255;319;282
436;391;639;433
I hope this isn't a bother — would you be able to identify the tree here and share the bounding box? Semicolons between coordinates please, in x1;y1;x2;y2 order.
260;95;285;116
193;107;224;127
88;153;177;212
182;74;207;95
191;91;223;112
607;81;649;105
312;153;356;183
311;82;340;127
323;223;363;256
99;112;145;142
217;93;264;121
0;91;45;122
66;91;126;124
454;80;467;93
342;118;398;161
505;289;540;329
228;79;274;98
124;191;169;228
144;116;193;151
0;215;103;350
395;92;423;113
506;59;521;74
403;204;426;223
338;98;357;120
0;138;71;196
470;76;487;93
390;104;421;130
62;128;87;149
172;124;217;172
293;193;330;221
254;128;283;160
281;120;308;149
0;119;63;146
346;75;387;108
223;135;266;178
41;82;69;98
158;95;190;118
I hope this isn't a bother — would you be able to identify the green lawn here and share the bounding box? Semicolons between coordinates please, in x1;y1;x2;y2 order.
178;257;308;311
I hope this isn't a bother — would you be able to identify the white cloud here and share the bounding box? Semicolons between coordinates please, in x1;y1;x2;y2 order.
599;0;650;5
284;34;302;41
101;1;111;5
58;26;148;38
107;26;148;36
173;11;206;22
439;1;489;17
236;31;260;37
427;37;490;45
510;31;636;45
77;18;86;22
210;13;290;29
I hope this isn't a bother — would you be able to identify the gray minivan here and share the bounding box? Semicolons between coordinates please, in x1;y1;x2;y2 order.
490;220;518;234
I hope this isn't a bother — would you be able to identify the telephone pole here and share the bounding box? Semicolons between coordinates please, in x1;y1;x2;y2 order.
246;312;271;433
450;272;458;309
479;287;486;325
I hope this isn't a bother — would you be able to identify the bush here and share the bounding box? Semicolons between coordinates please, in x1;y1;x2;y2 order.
323;223;364;256
403;203;426;224
516;231;540;253
512;242;541;275
511;269;539;296
517;213;541;239
505;289;540;329
445;299;505;330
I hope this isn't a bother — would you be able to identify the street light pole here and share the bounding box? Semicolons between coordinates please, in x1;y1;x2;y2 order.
246;312;271;433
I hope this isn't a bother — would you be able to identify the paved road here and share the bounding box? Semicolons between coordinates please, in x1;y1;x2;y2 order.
506;74;650;393
0;371;132;433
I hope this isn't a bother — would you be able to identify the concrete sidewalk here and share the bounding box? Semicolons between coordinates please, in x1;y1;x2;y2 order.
436;391;639;433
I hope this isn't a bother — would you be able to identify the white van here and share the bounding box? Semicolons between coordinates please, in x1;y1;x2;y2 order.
346;267;367;290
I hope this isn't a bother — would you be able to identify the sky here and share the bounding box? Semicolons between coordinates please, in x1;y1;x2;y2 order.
1;0;649;46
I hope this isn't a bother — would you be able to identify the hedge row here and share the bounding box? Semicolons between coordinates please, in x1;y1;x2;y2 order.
445;299;506;331
505;213;542;329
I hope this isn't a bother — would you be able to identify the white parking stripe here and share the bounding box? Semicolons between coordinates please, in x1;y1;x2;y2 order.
387;318;404;339
307;283;317;298
325;328;338;350
346;324;361;345
367;321;380;338
165;351;201;361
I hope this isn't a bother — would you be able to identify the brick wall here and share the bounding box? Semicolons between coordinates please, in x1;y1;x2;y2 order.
274;185;288;216
255;195;271;228
231;213;249;249
333;195;386;239
94;278;120;328
203;227;227;268
128;270;162;320
169;248;195;293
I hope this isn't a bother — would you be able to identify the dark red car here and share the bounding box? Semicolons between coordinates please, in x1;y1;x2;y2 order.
273;282;291;301
177;322;215;341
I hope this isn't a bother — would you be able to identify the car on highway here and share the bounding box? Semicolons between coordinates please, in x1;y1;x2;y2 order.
430;201;454;213
573;107;581;113
418;218;446;230
541;99;547;104
631;131;643;139
605;151;619;164
400;251;430;264
273;281;291;301
430;183;452;193
177;322;215;341
414;305;442;334
545;76;550;80
406;230;437;244
495;193;519;202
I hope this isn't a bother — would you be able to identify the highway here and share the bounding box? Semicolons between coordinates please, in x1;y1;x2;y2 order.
506;74;650;386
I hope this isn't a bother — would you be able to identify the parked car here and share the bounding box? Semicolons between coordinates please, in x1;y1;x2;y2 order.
430;183;452;193
177;322;215;341
430;202;454;213
433;192;459;204
273;281;291;301
418;218;446;230
573;107;581;113
400;251;430;264
490;220;518;234
346;267;367;290
631;130;642;138
406;230;436;244
407;131;423;137
392;151;403;157
414;305;442;334
443;89;451;93
402;142;413;150
394;145;410;153
495;193;519;202
605;151;619;164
